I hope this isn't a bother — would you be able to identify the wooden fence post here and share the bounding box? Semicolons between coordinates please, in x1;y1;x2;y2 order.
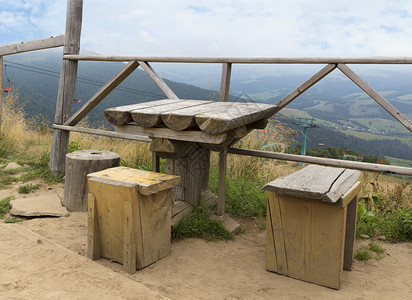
49;0;83;174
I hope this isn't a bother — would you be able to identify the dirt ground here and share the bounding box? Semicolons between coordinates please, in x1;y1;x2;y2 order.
1;183;411;299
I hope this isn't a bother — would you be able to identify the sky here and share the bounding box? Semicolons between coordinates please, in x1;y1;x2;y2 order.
2;0;412;58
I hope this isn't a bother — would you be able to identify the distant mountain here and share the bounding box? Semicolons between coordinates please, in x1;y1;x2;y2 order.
3;50;412;161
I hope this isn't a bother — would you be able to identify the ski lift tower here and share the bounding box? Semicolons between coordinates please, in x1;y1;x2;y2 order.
293;117;317;157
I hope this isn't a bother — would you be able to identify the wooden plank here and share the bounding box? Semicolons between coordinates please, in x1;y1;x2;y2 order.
195;103;278;134
64;61;140;126
217;149;228;215
49;0;83;175
338;63;412;133
104;99;182;125
227;147;412;176
343;186;359;271
52;124;152;142
269;193;289;275
274;64;336;112
113;124;228;145
263;165;346;200
138;189;172;268
87;167;180;196
219;63;232;102
87;193;101;260
138;61;178;99
279;194;346;289
322;169;361;203
0;35;65;56
150;138;192;156
161;101;239;131
131;100;211;128
265;194;279;272
64;54;412;64
171;201;193;228
123;200;137;273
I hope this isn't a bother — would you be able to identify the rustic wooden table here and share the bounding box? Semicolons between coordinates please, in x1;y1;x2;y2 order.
105;99;278;220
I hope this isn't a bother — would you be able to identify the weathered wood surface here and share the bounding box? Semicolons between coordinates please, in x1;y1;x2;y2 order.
219;63;232;102
104;99;181;125
161;101;237;130
0;35;64;56
263;165;360;204
49;0;83;175
342;182;361;271
87;193;101;260
228;147;412;176
64;149;120;211
194;102;277;134
150;138;193;157
266;192;347;289
131;100;211;128
87;167;179;272
64;54;412;64
65;61;140;126
113;124;228;145
106;100;276;134
88;166;180;196
217;149;228;215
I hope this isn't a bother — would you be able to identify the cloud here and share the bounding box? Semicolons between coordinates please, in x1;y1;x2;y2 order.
3;0;412;57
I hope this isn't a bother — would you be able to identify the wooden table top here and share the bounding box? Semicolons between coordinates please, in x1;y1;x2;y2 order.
104;99;278;135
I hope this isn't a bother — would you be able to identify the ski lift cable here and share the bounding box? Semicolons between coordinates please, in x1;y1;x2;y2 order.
2;62;166;98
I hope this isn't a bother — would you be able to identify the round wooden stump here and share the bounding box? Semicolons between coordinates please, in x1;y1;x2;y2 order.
64;149;120;211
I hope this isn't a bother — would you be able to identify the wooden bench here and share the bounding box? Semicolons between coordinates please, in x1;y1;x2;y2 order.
263;165;361;289
87;167;180;274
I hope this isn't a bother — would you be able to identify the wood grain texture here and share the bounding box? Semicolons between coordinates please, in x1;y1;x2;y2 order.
104;99;181;125
87;193;101;260
227;147;412;176
263;165;361;203
87;167;177;272
195;103;278;134
217;149;227;215
113;124;228;145
131;100;211;128
49;0;83;174
64;54;412;64
0;35;64;56
64;150;120;211
219;63;232;102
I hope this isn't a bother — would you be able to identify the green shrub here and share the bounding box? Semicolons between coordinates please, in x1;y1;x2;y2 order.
18;183;41;194
172;205;233;241
354;248;372;261
0;197;13;218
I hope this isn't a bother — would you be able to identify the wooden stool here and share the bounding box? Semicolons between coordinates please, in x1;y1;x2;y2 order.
87;167;180;273
263;165;361;289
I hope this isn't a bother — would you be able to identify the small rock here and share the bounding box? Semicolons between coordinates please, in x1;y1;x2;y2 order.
5;162;22;170
47;187;52;190
378;236;386;241
37;239;42;244
360;234;370;239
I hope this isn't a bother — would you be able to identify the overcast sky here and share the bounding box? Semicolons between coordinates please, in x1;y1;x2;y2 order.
1;0;412;58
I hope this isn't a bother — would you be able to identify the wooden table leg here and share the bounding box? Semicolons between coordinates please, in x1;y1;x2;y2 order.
152;152;160;172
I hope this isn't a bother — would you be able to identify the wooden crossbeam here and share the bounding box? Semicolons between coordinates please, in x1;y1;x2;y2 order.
137;61;178;99
64;54;412;64
64;61;139;126
219;63;232;102
274;64;337;112
0;35;64;56
337;63;412;133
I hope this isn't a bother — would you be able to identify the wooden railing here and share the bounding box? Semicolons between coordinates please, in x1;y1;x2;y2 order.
51;55;412;176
